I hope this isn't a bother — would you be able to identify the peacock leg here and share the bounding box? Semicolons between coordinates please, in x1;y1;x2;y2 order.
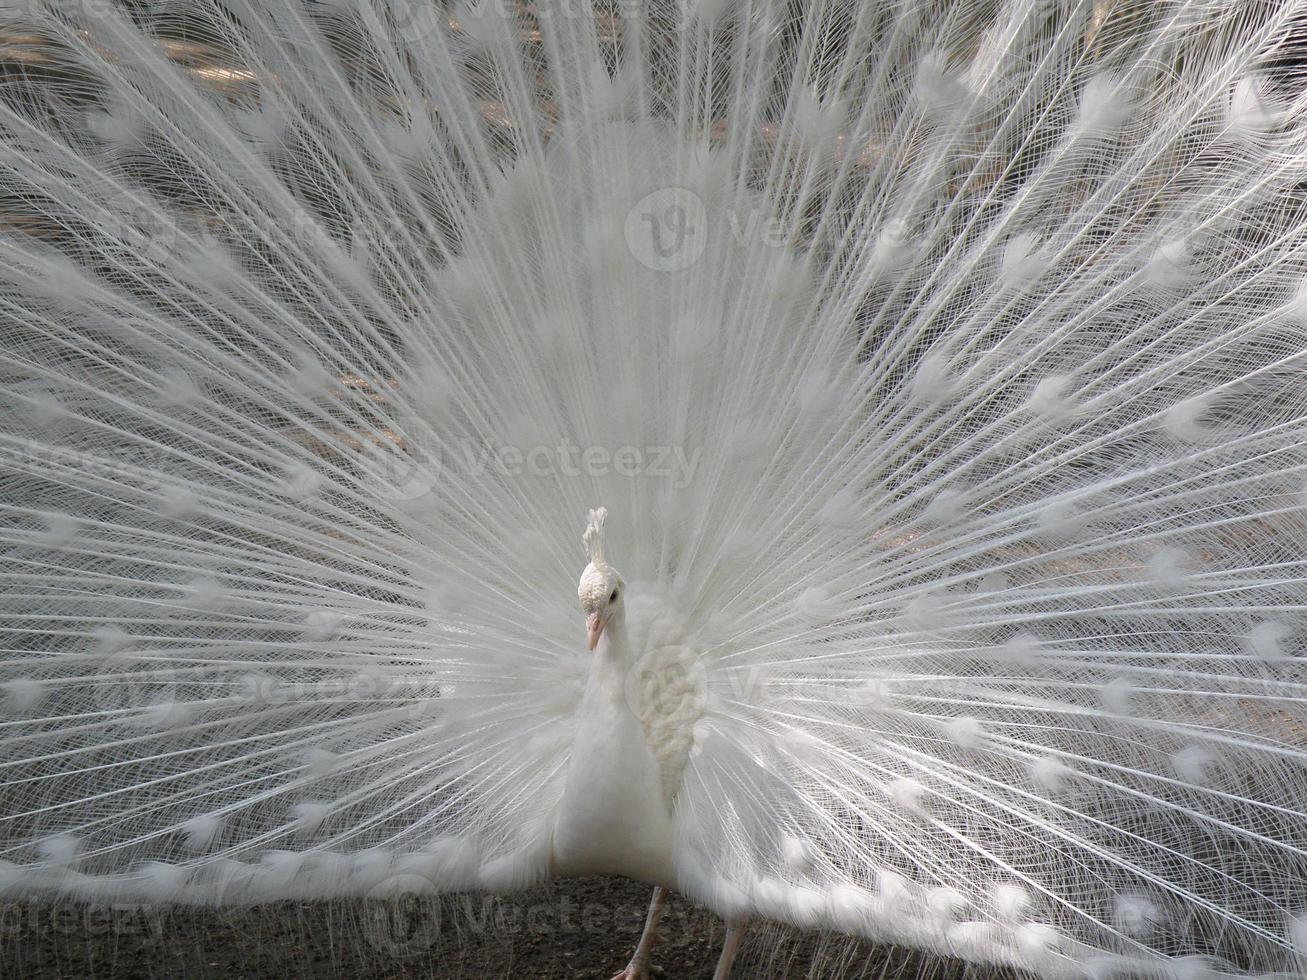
609;885;668;980
711;918;748;980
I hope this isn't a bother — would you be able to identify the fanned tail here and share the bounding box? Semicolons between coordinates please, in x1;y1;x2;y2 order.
0;2;1306;977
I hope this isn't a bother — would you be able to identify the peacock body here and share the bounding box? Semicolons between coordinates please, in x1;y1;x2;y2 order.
2;0;1307;977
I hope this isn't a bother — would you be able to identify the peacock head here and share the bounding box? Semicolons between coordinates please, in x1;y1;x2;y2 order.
577;507;624;651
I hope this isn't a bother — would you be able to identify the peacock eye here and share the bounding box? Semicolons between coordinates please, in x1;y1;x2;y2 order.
609;589;618;603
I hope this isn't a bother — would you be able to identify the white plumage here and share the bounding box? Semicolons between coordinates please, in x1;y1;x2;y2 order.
2;0;1307;977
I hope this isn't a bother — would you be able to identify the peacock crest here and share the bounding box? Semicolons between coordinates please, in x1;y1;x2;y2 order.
583;507;608;566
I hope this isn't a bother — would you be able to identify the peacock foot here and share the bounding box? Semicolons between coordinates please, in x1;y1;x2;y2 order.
608;967;664;980
609;940;665;980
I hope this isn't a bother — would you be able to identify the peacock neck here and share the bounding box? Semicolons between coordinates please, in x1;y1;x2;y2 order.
552;600;677;885
586;609;632;702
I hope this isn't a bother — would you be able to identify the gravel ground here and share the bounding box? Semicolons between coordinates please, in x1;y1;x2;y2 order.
0;877;1020;979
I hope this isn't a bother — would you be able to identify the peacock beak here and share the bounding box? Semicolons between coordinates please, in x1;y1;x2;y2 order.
586;611;606;651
